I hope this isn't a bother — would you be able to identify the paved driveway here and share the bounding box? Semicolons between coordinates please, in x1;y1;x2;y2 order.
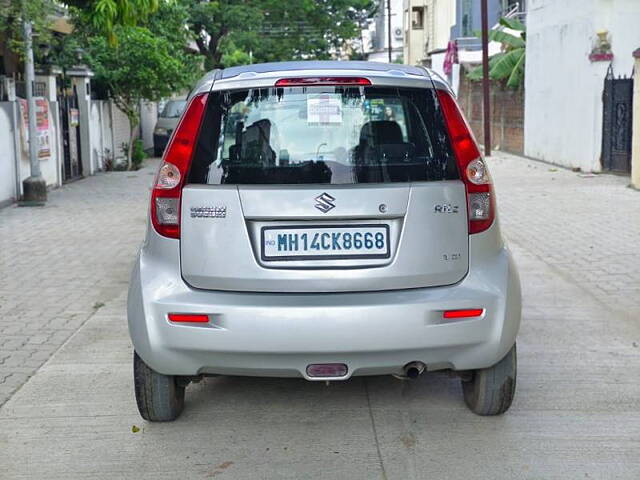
0;167;152;406
0;154;639;479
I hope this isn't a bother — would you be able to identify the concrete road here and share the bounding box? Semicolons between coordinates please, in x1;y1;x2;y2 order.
1;153;639;479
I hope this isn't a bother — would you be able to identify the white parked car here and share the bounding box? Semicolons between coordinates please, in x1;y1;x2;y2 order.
153;99;187;157
128;61;521;421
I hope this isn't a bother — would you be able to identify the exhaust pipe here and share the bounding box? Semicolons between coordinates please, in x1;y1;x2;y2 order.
403;361;426;379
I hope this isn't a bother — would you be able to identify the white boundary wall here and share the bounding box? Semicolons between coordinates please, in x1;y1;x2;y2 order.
140;101;158;151
0;103;18;205
524;0;640;172
1;97;153;206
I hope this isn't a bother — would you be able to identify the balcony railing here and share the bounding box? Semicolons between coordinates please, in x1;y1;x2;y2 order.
501;2;526;24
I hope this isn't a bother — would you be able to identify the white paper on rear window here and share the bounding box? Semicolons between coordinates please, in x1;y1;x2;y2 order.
307;94;342;124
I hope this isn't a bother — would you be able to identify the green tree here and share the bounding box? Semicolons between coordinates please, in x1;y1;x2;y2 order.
349;0;378;59
468;17;526;88
1;0;161;57
142;0;201;74
183;0;376;69
65;0;160;43
85;25;196;168
251;0;377;64
185;0;260;69
58;0;199;169
0;0;55;61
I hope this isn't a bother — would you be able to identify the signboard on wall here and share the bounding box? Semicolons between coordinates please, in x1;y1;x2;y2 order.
18;97;52;160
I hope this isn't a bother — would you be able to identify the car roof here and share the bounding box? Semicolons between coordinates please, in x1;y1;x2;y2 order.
220;61;429;79
190;61;450;97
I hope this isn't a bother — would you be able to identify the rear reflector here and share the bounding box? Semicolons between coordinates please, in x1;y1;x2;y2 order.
275;77;371;87
168;313;209;323
468;192;491;220
306;363;348;378
155;197;179;225
442;309;484;319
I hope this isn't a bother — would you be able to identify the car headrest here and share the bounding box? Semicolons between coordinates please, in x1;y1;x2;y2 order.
360;121;404;145
243;119;272;147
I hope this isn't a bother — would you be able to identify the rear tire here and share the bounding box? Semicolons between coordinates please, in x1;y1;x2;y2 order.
134;351;185;422
461;343;517;416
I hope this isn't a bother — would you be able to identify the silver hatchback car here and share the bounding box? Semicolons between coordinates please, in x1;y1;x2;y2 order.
128;61;521;421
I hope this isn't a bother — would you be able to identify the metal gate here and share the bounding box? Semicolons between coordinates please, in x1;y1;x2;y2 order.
601;66;633;173
58;82;83;181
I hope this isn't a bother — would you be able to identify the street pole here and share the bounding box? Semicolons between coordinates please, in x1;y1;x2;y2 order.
480;0;492;156
387;0;392;62
21;19;47;205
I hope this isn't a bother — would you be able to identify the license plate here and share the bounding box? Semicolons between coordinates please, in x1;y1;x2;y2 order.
261;224;390;261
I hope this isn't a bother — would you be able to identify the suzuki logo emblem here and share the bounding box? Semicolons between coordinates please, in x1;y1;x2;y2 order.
314;192;336;213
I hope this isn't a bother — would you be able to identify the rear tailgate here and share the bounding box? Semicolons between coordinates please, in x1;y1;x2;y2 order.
180;181;468;292
179;79;470;293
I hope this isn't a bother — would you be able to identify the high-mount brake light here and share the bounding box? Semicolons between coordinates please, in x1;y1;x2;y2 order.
436;89;495;234
275;77;372;87
150;93;208;239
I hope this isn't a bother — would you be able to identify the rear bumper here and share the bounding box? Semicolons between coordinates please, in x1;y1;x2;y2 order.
128;227;521;380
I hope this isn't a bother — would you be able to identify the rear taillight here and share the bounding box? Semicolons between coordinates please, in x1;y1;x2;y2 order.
436;89;495;234
151;93;208;239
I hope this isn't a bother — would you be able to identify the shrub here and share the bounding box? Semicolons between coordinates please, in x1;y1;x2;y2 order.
131;139;146;170
121;140;146;170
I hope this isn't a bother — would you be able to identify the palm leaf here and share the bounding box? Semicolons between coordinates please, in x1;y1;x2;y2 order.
499;17;525;32
506;49;526;88
467;53;504;81
488;47;524;81
467;65;482;81
465;16;526;88
488;29;525;49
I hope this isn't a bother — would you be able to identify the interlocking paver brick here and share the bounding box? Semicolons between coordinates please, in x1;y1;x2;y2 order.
488;151;640;320
0;160;156;406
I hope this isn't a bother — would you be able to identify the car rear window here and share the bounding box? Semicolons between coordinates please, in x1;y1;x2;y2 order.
188;86;458;185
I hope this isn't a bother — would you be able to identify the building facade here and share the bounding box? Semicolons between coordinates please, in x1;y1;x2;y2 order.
403;0;506;91
365;0;404;62
403;0;457;68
